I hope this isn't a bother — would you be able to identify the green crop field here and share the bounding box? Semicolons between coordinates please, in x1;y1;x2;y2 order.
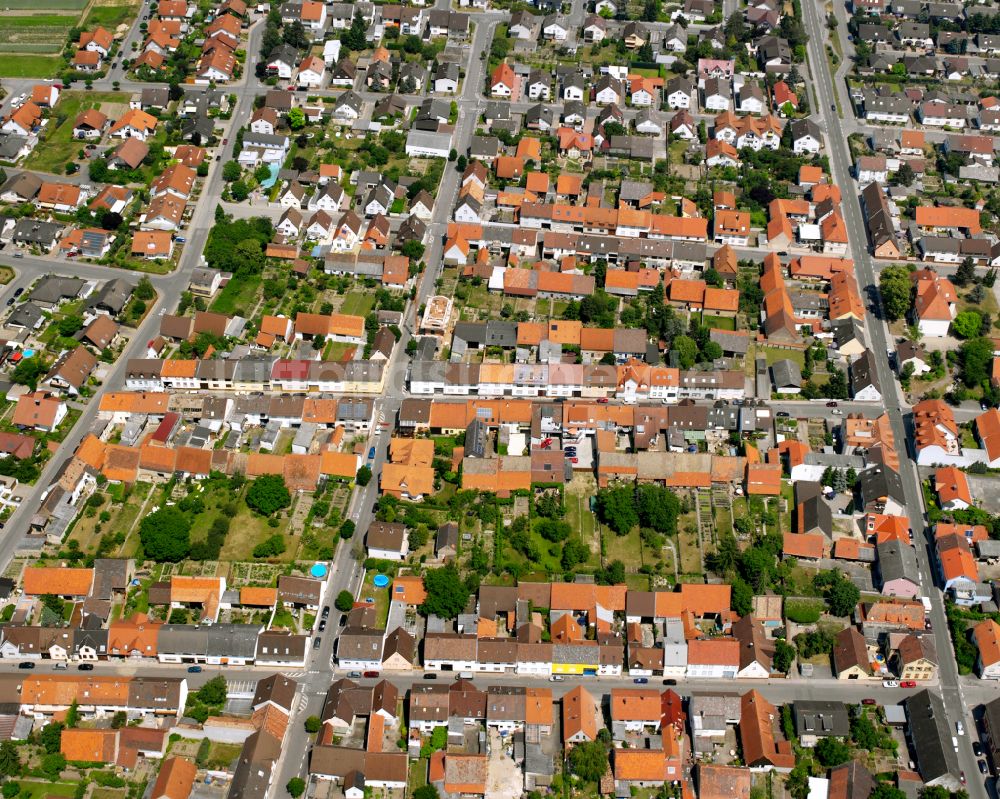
0;14;74;55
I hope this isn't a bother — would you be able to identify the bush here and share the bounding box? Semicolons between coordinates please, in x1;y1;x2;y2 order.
304;716;321;734
252;534;286;558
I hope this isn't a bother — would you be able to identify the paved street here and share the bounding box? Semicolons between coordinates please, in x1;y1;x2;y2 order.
801;2;989;796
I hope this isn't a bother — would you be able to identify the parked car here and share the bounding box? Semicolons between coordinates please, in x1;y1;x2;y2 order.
882;680;899;688
363;671;379;678
776;411;790;417
900;680;917;688
368;446;376;460
78;663;94;671
423;673;437;679
318;619;327;632
958;721;965;736
549;675;564;682
348;671;362;678
313;637;321;650
663;679;677;686
54;663;68;670
633;677;649;684
826;401;838;407
861;698;877;706
321;606;330;618
187;665;202;673
974;742;984;757
597;398;609;403
17;662;34;669
979;761;989;776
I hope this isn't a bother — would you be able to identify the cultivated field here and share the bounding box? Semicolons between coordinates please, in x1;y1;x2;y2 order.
0;14;74;55
0;0;139;77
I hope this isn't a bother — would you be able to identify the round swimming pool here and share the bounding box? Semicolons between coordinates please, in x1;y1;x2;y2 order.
373;574;390;588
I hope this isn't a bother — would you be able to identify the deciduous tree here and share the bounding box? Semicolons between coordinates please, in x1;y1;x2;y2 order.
246;474;291;516
139;507;191;562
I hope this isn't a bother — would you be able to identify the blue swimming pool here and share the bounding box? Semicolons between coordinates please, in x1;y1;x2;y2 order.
259;163;280;189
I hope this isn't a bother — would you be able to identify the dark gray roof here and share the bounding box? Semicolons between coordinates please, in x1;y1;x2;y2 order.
157;624;261;660
710;329;750;355
850;349;881;397
86;278;134;315
859;466;906;509
798;494;832;536
255;632;308;665
877;540;920;587
771;359;802;389
904;689;962;786
30;275;85;304
832;317;865;350
7;302;43;329
436;522;459;553
13;219;62;246
793;700;850;738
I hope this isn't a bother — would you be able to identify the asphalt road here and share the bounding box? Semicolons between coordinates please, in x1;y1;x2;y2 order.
272;7;509;790
801;1;988;794
0;19;268;607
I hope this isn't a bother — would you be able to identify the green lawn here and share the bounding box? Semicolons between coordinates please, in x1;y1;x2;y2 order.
340;291;376;316
323;341;355;362
603;527;646;570
703;314;736;331
0;53;61;77
762;346;806;370
360;572;390;627
210;275;261;316
14;782;79;799
26;91;129;174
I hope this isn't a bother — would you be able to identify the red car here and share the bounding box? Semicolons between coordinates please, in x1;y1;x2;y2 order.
900;680;917;688
861;698;877;706
362;671;380;678
597;398;609;403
